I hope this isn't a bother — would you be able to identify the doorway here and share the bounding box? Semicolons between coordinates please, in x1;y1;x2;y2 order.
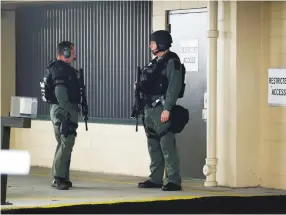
168;8;208;179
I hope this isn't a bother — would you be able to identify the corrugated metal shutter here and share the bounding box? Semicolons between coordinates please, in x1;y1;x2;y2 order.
16;1;152;119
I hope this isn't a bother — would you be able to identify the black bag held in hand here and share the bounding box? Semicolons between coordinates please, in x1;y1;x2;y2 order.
169;105;189;133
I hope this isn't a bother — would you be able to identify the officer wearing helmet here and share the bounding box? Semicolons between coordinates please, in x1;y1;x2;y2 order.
136;30;187;191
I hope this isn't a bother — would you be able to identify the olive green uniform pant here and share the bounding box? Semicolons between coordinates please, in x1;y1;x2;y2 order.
50;105;78;180
143;105;181;186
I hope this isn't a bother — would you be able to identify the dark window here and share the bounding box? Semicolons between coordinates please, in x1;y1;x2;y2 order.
16;1;152;119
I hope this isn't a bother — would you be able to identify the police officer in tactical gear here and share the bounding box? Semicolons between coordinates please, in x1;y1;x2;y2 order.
40;41;81;190
137;30;187;191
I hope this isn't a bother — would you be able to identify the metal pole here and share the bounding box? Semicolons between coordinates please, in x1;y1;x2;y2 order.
203;0;219;187
1;126;11;205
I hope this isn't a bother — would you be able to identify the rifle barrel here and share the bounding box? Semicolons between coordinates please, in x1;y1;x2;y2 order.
79;68;88;131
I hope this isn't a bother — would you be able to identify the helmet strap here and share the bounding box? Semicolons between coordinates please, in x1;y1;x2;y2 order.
152;49;159;55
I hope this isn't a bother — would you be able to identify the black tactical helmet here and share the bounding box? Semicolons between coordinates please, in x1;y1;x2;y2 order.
150;30;173;52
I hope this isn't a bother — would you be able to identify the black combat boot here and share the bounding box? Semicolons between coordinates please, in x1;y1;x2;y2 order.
66;180;73;188
162;182;182;191
51;177;70;190
138;180;163;188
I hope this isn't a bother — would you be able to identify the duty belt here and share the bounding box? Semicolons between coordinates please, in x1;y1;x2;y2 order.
144;95;165;107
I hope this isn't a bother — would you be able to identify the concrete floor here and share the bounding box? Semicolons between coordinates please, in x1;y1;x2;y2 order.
2;167;286;210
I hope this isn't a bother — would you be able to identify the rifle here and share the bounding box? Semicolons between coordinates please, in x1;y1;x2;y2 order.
131;57;158;132
78;68;89;131
130;66;142;132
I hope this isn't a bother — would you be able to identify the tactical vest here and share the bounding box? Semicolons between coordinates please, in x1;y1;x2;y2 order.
139;51;186;98
40;60;81;104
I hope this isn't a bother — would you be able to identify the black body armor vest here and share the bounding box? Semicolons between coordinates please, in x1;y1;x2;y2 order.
40;60;81;104
139;51;186;98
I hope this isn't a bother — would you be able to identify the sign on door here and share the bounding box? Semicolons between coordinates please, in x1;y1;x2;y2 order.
179;39;199;72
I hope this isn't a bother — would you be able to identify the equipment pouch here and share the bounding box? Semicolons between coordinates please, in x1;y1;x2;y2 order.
60;118;70;137
60;118;78;137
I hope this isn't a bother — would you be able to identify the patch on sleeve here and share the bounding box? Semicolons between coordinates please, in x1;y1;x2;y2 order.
173;60;181;70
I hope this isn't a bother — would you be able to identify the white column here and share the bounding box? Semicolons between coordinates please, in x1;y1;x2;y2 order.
203;0;219;187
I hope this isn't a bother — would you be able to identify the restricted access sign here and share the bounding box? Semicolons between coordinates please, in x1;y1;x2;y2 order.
268;68;286;106
179;39;199;72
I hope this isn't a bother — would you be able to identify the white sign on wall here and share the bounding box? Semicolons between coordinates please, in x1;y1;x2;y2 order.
268;68;286;106
179;39;199;72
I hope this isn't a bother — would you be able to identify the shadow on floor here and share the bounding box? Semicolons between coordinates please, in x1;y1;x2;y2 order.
2;195;286;214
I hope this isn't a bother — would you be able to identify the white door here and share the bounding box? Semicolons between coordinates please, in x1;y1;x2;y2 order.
168;8;208;179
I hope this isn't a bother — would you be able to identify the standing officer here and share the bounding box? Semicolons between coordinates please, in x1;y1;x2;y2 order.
40;41;81;190
137;30;187;191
